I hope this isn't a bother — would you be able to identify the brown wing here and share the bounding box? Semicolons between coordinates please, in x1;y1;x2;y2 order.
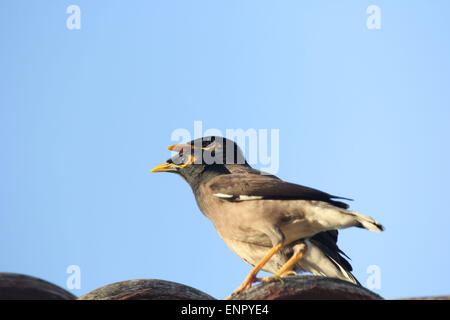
208;173;351;209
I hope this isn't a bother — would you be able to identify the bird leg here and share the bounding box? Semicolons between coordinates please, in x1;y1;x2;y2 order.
225;242;284;300
260;242;307;283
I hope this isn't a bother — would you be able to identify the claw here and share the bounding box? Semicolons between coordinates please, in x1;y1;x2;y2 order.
259;274;284;284
258;270;297;284
281;270;297;277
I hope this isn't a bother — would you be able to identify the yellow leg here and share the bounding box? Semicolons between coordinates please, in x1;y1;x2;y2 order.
225;242;284;300
260;243;307;283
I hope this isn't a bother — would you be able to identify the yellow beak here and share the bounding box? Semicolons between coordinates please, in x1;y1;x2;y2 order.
167;143;194;152
168;142;216;152
150;162;178;173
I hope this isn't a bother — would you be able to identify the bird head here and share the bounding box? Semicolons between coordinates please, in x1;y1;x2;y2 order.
151;136;247;185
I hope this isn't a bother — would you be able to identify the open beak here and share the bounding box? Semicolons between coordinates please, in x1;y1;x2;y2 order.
151;154;197;173
152;144;200;173
150;162;179;173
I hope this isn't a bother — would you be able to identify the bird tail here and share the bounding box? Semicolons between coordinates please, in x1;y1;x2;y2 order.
296;238;360;285
325;257;360;285
348;211;384;232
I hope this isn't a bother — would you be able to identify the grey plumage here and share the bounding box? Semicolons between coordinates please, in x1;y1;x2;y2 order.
151;136;383;289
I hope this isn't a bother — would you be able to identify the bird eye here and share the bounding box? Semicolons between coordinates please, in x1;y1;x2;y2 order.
177;150;194;165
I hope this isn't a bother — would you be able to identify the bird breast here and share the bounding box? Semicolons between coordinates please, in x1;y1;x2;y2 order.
195;183;316;246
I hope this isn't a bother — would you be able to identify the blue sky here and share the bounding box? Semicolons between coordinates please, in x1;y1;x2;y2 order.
1;1;449;299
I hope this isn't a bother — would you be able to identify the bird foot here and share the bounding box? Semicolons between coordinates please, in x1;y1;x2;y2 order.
224;272;258;300
258;275;284;284
258;270;297;284
224;242;285;300
280;270;298;277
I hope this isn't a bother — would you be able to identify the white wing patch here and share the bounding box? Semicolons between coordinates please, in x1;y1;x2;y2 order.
238;195;264;201
213;193;263;201
213;193;235;199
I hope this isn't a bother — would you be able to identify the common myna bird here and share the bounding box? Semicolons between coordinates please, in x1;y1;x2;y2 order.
151;136;383;298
